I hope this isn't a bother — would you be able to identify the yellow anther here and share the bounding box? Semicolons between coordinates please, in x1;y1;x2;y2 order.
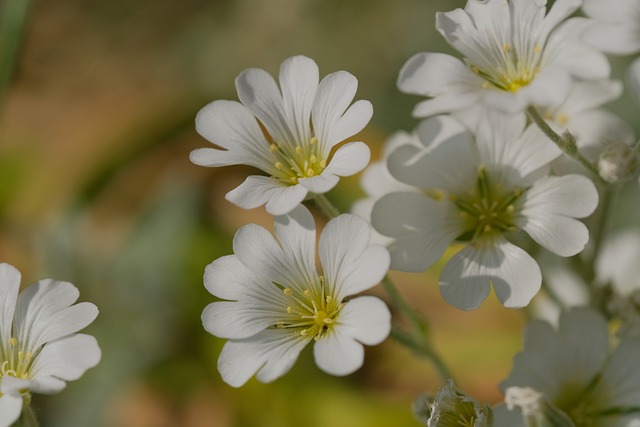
284;288;293;296
323;318;333;324
482;81;490;89
557;113;569;125
9;338;16;346
295;146;303;155
306;168;315;177
300;329;309;336
270;143;279;152
534;44;543;54
21;373;27;379
18;351;23;360
427;189;445;201
287;306;294;314
502;43;512;52
319;160;327;168
326;296;333;304
310;137;317;145
506;205;514;214
471;65;480;74
310;155;317;163
275;162;283;170
303;290;312;297
290;176;298;183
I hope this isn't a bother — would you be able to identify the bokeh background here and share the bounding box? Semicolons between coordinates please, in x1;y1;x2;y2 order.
1;1;639;426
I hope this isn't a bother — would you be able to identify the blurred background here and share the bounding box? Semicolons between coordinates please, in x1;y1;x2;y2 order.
1;1;638;426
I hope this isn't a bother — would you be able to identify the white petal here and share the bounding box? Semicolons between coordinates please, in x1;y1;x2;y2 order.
233;223;300;291
217;330;307;387
193;100;271;169
372;192;460;272
274;205;318;286
14;280;98;350
0;393;22;427
278;56;318;144
298;174;339;194
313;330;364;376
413;91;481;117
0;263;20;346
204;255;268;301
596;231;640;296
521;175;598;256
318;214;372;295
627;58;640;104
202;301;275;340
225;175;308;215
583;23;640;55
337;296;391;345
440;239;542;310
312;71;370;149
235;67;292;145
322;141;370;177
27;334;101;393
583;0;639;23
387;116;475;192
397;52;480;96
601;337;640;407
335;245;389;297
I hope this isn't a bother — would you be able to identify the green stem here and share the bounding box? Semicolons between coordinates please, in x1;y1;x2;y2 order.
312;193;340;219
0;0;33;109
18;404;39;427
526;106;604;182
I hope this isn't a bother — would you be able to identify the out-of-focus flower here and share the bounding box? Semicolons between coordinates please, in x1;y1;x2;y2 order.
0;263;101;427
372;114;598;310
583;0;640;55
191;55;373;215
398;0;609;116
500;307;640;426
598;140;640;183
202;206;391;387
414;379;492;427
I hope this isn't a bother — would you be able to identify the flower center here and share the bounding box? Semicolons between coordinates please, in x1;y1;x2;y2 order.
471;43;543;93
269;136;327;185
274;276;343;340
451;167;523;242
0;337;34;387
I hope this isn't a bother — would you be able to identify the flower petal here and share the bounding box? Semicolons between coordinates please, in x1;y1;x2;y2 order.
28;334;101;393
440;239;542;310
397;53;481;96
278;55;318;145
0;263;20;346
601;336;640;407
274;205;318;286
202;301;275;340
217;330;307;387
372;192;460;272
313;329;364;376
520;175;598;256
0;393;22;427
298;174;339;194
337;296;391;345
193;100;271;169
322;141;370;177
225;175;308;215
204;255;268;301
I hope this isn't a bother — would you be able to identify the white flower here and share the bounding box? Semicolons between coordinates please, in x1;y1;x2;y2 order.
191;55;373;215
372;114;598;310
398;0;610;116
0;263;101;427
499;307;640;427
201;205;391;387
583;0;640;55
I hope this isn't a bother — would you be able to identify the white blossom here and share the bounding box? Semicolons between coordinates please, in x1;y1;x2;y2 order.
202;206;391;387
372;114;598;310
583;0;640;55
499;307;640;426
0;263;101;427
191;55;373;215
398;0;609;116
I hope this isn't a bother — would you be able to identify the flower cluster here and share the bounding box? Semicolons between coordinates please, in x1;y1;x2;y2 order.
191;0;640;424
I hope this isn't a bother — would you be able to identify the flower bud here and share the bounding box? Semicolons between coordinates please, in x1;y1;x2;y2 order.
423;379;492;427
598;141;640;184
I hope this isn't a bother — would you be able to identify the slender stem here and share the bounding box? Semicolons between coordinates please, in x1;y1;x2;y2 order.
18;405;39;427
0;0;33;109
526;106;604;182
590;187;615;264
312;193;340;219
